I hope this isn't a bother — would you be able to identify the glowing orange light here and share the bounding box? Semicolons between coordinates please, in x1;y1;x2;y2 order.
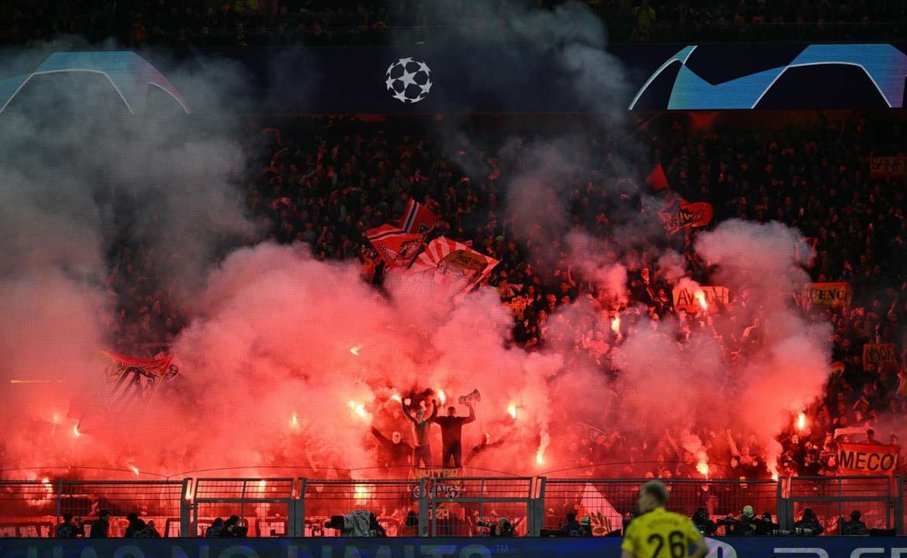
72;424;81;438
507;404;518;420
390;393;403;403
349;346;361;356
52;414;59;424
41;478;50;485
348;400;367;420
354;484;371;505
610;316;621;333
695;290;709;311
130;466;140;477
259;480;267;490
797;412;807;431
436;389;447;405
771;472;779;481
535;450;545;465
696;461;709;477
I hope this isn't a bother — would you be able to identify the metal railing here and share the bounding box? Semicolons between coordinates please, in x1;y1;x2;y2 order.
191;478;296;537
780;476;902;534
0;475;901;537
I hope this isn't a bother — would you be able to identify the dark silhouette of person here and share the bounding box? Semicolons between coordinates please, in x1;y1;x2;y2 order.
841;510;868;535
125;512;148;538
403;399;437;469
224;515;246;537
89;510;110;538
371;427;413;470
432;402;476;468
205;518;225;538
55;514;79;538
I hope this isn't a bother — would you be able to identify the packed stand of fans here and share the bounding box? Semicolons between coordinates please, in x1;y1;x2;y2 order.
94;108;906;480
2;0;906;47
234;114;905;483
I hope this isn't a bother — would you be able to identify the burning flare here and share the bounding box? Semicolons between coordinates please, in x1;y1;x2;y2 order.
354;484;371;505
349;345;361;356
130;466;140;477
507;404;518;420
390;393;403;403
290;412;299;430
348;401;367;420
796;412;807;432
696;461;709;477
695;290;709;311
436;388;447;405
72;424;81;438
610;315;621;334
535;449;545;465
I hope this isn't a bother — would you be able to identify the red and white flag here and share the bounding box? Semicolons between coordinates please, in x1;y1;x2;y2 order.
398;199;436;234
406;236;499;296
366;224;423;269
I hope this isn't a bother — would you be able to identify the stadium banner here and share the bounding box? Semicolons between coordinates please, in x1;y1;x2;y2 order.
838;442;900;476
870;155;907;178
4;44;907;115
801;282;852;308
672;285;729;313
3;538;907;558
863;342;898;370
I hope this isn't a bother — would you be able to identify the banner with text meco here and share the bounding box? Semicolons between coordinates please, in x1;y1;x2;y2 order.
838;443;900;476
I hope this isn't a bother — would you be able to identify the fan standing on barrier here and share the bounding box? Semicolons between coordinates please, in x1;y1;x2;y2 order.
403;397;437;469
621;481;708;558
432;399;476;469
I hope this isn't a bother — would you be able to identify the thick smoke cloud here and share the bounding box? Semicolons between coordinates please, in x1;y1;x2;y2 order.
0;41;255;476
0;8;833;483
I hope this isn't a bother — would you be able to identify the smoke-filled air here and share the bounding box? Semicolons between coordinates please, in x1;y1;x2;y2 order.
0;5;831;484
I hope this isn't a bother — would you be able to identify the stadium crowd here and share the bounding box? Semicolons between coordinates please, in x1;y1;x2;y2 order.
102;112;907;482
1;0;906;47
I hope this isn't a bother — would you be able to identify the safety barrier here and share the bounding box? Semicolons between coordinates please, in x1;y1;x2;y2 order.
780;476;903;534
0;476;901;537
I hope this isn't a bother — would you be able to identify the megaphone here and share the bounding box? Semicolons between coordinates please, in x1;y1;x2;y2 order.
458;389;481;405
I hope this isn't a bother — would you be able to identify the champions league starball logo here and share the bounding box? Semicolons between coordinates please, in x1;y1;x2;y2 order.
385;57;433;104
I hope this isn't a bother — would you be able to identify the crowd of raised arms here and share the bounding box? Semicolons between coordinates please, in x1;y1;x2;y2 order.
1;0;906;47
104;113;907;481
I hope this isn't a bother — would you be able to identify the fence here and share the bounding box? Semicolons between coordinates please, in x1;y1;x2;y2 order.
780;476;903;534
191;478;297;537
539;478;779;536
0;476;901;537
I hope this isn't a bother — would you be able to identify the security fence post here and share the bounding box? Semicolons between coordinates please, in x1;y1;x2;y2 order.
292;478;307;538
418;477;429;537
896;475;904;535
180;479;192;537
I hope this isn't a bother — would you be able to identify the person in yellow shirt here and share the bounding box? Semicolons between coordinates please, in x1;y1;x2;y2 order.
621;481;708;558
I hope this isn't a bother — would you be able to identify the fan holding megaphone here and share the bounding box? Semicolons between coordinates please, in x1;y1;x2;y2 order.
458;389;481;405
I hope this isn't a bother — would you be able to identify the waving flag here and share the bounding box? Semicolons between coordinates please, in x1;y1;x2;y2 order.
366;224;423;269
406;236;498;296
398;199;436;234
100;350;178;411
659;199;714;234
647;163;670;191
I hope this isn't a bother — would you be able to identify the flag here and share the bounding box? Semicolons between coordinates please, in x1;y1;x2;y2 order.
406;236;499;296
647;163;670;191
577;484;622;536
366;224;423;269
100;350;178;412
398;199;436;234
659;199;714;234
